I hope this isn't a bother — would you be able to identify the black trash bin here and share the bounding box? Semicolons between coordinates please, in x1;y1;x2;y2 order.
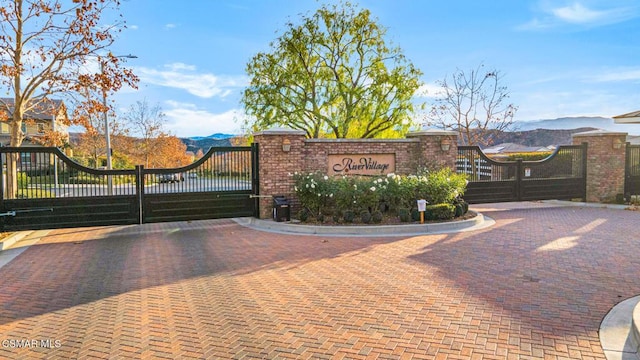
272;196;290;222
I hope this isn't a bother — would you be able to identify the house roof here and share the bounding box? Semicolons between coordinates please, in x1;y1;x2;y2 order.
483;142;553;154
0;97;65;120
613;110;640;124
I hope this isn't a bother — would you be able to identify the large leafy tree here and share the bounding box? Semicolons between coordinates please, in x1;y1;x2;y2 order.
0;0;137;196
242;2;423;139
427;64;517;146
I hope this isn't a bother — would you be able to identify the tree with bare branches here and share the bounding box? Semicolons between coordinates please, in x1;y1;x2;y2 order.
427;64;517;146
0;0;138;196
122;99;169;168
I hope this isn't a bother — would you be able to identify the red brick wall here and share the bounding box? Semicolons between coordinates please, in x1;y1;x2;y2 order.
253;129;459;218
572;131;627;202
254;130;306;218
303;139;420;175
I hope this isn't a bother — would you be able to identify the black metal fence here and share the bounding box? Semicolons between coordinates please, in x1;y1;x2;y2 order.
625;144;640;199
457;144;587;204
0;145;258;231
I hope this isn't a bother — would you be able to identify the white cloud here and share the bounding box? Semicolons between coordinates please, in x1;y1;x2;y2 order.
128;25;139;30
518;1;639;30
165;23;177;29
163;101;245;137
586;68;640;82
552;3;608;24
166;63;197;72
136;64;248;98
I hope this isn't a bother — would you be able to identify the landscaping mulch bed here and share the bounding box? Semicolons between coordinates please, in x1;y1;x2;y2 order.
294;210;477;226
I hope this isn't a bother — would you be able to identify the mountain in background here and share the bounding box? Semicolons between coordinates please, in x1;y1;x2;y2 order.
480;127;597;147
517;116;639;135
180;134;233;153
187;133;235;141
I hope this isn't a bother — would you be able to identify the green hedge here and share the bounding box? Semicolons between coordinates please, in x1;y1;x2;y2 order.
293;168;468;223
426;204;455;220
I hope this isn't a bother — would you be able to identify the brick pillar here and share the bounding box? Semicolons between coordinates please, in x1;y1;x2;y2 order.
253;128;306;219
406;129;458;171
572;130;627;203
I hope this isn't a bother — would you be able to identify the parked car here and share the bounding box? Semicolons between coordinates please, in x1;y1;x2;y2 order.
158;173;184;183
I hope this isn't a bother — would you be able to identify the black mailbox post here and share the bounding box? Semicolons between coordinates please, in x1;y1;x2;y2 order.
272;196;290;222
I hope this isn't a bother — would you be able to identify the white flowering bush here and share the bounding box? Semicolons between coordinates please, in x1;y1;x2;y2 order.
292;172;336;217
292;168;467;222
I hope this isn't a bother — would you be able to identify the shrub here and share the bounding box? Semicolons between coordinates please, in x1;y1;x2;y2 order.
411;208;420;221
298;208;310;222
453;197;469;217
421;168;467;205
427;203;456;220
343;210;355;223
360;210;372;224
398;208;410;222
293;169;467;221
454;203;464;217
371;210;383;223
17;172;29;188
332;213;341;223
503;152;552;161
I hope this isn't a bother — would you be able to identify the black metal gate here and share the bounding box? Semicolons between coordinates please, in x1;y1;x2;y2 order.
625;144;640;198
457;144;587;204
0;145;259;231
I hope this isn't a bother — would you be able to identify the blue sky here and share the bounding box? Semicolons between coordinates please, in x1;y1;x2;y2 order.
105;0;640;137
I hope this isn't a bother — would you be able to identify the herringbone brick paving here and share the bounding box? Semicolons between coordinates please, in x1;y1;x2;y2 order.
0;202;639;359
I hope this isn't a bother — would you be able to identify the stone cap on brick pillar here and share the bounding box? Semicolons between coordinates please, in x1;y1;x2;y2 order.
571;129;628;139
406;129;458;137
253;127;306;136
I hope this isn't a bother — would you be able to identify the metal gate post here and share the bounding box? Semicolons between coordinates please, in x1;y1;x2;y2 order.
0;149;5;231
515;159;523;201
251;143;260;218
581;142;588;202
135;165;144;224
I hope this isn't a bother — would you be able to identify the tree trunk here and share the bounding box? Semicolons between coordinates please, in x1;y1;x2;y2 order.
6;113;24;199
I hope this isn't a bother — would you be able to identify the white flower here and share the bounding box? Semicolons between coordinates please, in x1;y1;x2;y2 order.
318;193;321;197
370;186;376;192
329;193;333;198
353;184;357;189
324;175;329;180
294;171;299;175
306;184;309;188
294;186;298;191
387;173;395;178
311;183;315;189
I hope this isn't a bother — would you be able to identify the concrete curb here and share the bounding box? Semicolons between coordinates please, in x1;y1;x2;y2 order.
234;212;494;237
600;295;640;360
0;231;33;251
634;302;640;357
0;230;50;270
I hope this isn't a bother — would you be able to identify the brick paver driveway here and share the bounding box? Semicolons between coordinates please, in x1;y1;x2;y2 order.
1;202;639;359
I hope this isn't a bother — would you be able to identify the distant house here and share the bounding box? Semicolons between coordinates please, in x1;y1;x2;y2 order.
483;143;555;155
613;110;640;124
0;97;69;147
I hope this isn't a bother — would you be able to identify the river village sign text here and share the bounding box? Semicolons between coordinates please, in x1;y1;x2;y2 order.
328;154;396;176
